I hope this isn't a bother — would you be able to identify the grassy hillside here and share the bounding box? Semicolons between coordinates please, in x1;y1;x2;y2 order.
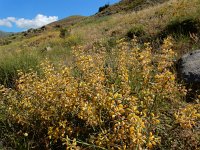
0;0;200;149
2;0;200;55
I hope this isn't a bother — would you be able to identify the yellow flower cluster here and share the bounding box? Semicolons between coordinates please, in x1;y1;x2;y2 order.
0;37;184;149
175;104;200;129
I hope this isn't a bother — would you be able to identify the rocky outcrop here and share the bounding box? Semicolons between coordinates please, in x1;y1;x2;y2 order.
177;50;200;101
177;50;200;84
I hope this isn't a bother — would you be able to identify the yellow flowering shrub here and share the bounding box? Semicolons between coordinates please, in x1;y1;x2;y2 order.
0;37;185;149
175;104;200;129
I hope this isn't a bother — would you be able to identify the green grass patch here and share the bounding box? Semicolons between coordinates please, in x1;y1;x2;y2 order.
0;50;41;87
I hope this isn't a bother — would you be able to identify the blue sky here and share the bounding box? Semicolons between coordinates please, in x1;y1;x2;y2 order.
0;0;120;32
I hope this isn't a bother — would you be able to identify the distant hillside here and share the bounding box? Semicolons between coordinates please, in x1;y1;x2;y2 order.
47;15;86;29
0;30;11;37
11;15;86;38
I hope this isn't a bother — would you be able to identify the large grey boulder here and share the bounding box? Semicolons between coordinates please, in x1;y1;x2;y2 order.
177;50;200;84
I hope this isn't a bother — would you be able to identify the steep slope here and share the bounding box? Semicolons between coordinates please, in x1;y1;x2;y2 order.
96;0;169;17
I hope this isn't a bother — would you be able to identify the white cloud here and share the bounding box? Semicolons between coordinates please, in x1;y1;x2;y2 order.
15;14;58;29
7;17;17;22
0;14;58;29
0;19;13;27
